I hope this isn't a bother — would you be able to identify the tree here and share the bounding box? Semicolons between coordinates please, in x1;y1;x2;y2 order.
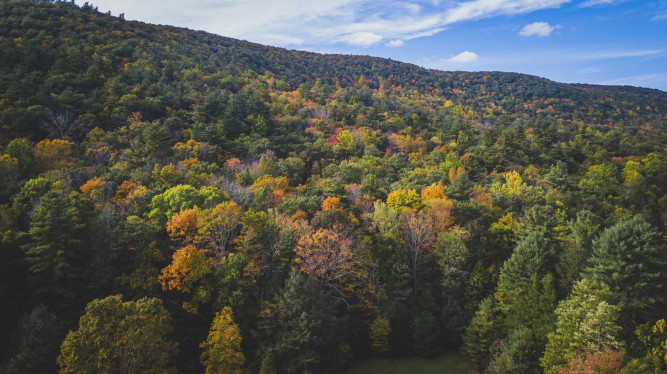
159;245;215;313
0;154;18;193
58;296;177;374
558;349;624;374
197;201;243;257
495;231;555;308
462;297;502;371
148;185;227;227
4;305;60;374
434;226;469;302
370;315;391;355
21;191;84;301
33;139;75;172
582;216;667;323
399;209;434;302
558;210;601;291
166;207;200;246
41;110;76;138
504;273;556;341
387;189;422;211
578;163;620;200
200;307;245;374
294;225;361;294
268;271;348;373
624;319;667;374
541;279;623;374
5;138;34;177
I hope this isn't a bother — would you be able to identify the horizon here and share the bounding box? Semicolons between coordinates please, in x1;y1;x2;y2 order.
86;0;667;92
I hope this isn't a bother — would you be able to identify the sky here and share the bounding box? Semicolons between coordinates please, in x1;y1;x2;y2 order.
87;0;667;91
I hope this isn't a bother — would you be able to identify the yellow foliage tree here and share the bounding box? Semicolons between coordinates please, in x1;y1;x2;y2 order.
370;315;391;355
200;307;245;374
387;189;422;211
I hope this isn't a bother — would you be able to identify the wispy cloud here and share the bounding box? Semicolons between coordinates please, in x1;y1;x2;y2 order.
421;47;663;73
519;22;560;37
449;51;480;63
597;73;667;88
579;67;601;73
653;14;667;21
579;0;616;7
578;0;631;8
91;0;573;48
581;49;663;59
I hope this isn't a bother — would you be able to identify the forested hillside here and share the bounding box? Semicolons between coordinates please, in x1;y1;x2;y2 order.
1;1;666;373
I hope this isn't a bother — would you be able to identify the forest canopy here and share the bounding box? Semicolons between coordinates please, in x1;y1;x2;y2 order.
1;1;666;373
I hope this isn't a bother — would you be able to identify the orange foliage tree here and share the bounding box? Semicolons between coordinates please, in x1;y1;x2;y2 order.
294;225;362;294
159;245;214;313
34;138;75;172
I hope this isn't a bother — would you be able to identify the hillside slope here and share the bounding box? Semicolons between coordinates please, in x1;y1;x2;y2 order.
1;0;665;141
1;2;666;374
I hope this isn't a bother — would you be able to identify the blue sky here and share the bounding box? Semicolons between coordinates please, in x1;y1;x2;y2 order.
89;0;667;91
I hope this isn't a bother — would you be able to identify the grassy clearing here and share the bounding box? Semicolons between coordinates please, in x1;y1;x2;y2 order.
345;352;474;374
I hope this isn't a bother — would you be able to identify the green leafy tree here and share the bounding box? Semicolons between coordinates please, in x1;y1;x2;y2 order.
200;307;245;374
578;163;620;201
5;138;34;177
434;226;469;302
148;185;227;227
624;319;667;374
57;296;178;374
541;279;623;374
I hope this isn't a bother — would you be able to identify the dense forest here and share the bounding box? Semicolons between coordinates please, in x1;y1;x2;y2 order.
1;1;666;373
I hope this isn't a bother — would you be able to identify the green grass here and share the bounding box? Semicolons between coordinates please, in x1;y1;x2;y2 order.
345;352;474;374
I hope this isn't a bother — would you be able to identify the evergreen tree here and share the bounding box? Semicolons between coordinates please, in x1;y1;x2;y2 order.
582;216;667;323
462;297;502;371
558;210;601;291
21;191;84;302
495;231;555;309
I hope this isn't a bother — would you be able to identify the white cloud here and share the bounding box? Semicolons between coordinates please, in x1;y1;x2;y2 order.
519;22;560;37
653;14;667;21
340;32;383;46
89;0;573;48
442;0;570;24
387;39;406;47
449;51;479;63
